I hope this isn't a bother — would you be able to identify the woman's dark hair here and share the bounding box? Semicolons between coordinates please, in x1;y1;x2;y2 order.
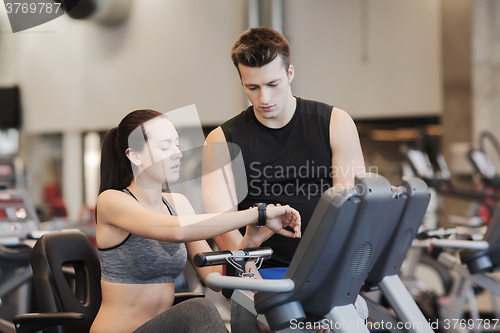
231;27;291;75
99;109;164;194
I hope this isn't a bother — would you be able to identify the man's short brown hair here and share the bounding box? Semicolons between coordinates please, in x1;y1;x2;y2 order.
231;27;291;75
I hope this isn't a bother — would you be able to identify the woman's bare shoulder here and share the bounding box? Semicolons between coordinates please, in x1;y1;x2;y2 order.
97;190;139;222
162;192;194;215
98;189;128;201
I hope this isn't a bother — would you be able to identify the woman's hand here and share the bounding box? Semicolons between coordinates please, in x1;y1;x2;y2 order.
242;204;301;247
265;204;301;238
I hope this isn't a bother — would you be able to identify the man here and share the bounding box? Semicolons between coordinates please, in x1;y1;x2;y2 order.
202;27;365;332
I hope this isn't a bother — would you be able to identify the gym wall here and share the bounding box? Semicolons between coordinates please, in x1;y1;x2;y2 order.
0;0;444;135
0;0;248;133
286;0;442;119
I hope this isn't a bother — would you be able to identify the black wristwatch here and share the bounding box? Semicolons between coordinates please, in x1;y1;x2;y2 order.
254;203;267;227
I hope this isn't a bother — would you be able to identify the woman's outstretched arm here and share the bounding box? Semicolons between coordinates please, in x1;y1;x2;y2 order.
97;190;300;244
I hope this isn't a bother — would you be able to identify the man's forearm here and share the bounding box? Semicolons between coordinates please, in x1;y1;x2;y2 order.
213;229;244;251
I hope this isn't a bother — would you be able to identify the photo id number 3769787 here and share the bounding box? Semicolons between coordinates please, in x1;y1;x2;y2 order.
5;2;62;14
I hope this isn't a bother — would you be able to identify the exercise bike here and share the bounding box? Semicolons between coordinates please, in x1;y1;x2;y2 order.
196;174;433;333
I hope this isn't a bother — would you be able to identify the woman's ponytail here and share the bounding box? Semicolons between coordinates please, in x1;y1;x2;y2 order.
99;127;129;194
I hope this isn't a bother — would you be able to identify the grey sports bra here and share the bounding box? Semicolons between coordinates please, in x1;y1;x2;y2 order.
98;189;187;284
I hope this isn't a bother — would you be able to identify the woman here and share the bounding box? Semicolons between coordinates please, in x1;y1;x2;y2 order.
90;109;301;333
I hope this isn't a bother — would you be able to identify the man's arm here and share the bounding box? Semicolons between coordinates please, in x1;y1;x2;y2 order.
202;126;243;251
330;108;366;189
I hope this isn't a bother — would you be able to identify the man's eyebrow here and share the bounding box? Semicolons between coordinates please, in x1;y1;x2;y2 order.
244;79;280;87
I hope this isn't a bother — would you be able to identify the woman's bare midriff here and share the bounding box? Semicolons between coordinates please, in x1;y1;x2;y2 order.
90;280;175;333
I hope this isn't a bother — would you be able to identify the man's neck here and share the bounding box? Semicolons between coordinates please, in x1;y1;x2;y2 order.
254;95;297;129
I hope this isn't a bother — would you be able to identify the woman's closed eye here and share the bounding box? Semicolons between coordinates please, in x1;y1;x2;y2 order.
160;143;179;151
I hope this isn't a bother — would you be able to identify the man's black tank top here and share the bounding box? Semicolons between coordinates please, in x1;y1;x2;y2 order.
220;97;333;267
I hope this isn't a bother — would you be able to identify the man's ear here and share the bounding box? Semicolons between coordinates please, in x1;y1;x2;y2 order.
288;64;295;83
126;148;142;166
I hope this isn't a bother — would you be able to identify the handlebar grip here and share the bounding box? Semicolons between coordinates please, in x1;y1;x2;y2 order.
206;272;295;292
194;247;273;267
194;250;232;267
430;239;489;250
240;247;273;259
416;227;458;240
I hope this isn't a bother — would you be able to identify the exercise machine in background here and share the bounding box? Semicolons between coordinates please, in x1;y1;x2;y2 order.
406;205;500;333
401;127;497;226
0;188;41;333
469;131;500;192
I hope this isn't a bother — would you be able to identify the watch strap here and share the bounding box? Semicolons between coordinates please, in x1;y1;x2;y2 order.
254;203;267;227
